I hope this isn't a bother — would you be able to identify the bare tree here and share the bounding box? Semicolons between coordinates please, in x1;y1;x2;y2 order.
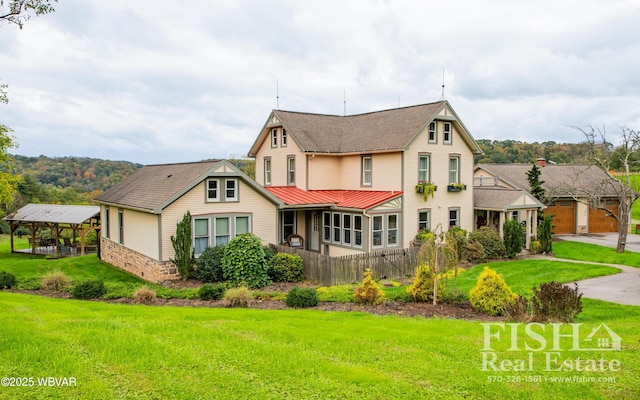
574;125;640;253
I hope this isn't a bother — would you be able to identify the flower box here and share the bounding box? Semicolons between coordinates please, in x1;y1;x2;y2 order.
447;184;467;192
415;181;437;201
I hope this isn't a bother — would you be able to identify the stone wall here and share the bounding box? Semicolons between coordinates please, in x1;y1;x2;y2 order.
100;238;178;283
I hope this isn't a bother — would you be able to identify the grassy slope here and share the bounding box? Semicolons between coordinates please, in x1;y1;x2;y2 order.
554;241;640;268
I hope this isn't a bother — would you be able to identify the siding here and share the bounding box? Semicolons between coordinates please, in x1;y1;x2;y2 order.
160;179;278;261
255;129;307;188
307;155;341;190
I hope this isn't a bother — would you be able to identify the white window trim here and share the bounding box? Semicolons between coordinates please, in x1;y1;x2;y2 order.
322;212;365;249
372;215;384;249
271;129;278;148
281;129;287;147
353;215;363;248
418;153;430;183
193;214;252;256
449;156;460;184
428;121;437;144
449;208;460;229
443;122;452;144
418;210;431;232
206;178;220;202
264;158;271;186
362;155;372;186
387;214;399;247
287;156;295;186
225;179;238;202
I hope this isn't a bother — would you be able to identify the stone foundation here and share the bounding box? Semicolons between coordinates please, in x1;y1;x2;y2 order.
100;238;178;283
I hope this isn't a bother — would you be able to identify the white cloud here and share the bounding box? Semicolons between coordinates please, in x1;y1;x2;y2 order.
1;0;639;164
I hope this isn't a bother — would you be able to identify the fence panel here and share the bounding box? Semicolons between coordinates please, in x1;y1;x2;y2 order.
270;244;419;285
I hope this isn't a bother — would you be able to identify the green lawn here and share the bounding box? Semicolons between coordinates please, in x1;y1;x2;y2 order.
554;241;640;268
1;236;639;398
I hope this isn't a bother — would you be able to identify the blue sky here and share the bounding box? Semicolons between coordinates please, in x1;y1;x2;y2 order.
1;0;639;164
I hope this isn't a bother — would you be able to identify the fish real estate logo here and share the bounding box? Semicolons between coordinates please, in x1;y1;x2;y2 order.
480;323;622;373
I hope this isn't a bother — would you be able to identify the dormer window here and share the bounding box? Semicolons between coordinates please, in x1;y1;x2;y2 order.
271;129;278;148
281;129;287;147
428;122;437;143
443;122;452;144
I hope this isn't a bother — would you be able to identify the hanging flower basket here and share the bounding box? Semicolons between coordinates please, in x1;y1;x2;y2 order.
415;181;437;201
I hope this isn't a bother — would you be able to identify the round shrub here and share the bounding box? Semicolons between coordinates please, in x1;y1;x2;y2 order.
530;240;541;254
468;226;505;259
0;271;17;289
407;264;435;302
263;245;276;264
285;287;319;308
199;283;226;301
133;286;157;305
465;241;486;264
223;286;252;308
195;245;226;283
354;268;386;305
71;279;107;300
222;233;271;289
41;270;71;291
268;253;304;283
469;266;516;316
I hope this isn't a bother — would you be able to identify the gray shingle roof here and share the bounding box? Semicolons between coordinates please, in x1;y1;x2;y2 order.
94;160;223;212
474;187;544;211
4;204;100;224
475;164;621;197
249;101;482;155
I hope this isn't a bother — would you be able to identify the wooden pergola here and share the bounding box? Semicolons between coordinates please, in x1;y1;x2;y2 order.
3;204;101;257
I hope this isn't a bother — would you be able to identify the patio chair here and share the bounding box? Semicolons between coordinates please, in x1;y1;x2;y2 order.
287;234;304;249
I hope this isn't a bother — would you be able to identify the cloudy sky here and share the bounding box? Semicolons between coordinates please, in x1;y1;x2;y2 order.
1;0;639;165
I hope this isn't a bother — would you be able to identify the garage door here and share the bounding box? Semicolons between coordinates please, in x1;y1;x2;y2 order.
588;200;619;233
544;200;576;234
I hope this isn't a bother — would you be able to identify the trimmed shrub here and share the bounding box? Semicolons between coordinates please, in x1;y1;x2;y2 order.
465;241;486;264
285;287;319;308
530;240;541;254
263;245;276;264
224;286;252;308
539;215;553;253
268;253;304;283
503;218;524;258
407;265;465;303
222;233;271;288
40;270;71;291
195;245;226;283
72;279;107;300
133;286;157;305
0;271;17;289
199;283;226;301
354;268;386;305
531;281;582;322
469;266;516;316
407;264;435;302
468;226;505;259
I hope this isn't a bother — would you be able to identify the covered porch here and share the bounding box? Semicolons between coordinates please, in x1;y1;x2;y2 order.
4;204;101;258
474;187;545;249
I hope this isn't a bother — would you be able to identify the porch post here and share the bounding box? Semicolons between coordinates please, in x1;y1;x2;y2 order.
499;212;505;239
525;210;531;249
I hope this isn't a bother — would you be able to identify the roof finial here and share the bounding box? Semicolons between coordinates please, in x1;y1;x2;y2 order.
276;80;280;109
343;89;346;116
440;67;445;100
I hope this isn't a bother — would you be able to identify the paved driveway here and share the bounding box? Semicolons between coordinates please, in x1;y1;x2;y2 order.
555;233;640;306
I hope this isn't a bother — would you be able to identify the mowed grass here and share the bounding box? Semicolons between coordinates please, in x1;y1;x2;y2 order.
553;241;640;268
1;292;639;400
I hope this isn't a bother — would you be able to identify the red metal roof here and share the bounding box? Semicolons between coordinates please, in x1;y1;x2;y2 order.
265;187;402;210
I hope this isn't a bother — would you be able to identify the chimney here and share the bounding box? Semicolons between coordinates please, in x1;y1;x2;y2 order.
535;158;547;168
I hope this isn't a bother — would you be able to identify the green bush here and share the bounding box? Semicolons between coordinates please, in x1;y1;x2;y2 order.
531;281;582;322
263;245;276;264
415;229;433;242
469;266;516;316
72;279;107;300
199;283;226;301
503;219;524;258
354;268;386;305
504;295;532;323
40;270;71;291
133;286;157;305
407;264;436;302
530;240;541;254
447;226;468;262
268;253;304;283
195;245;226;283
539;215;553;253
224;286;252;308
0;271;17;289
170;211;196;280
468;226;505;259
222;233;271;288
465;241;486;264
285;287;319;308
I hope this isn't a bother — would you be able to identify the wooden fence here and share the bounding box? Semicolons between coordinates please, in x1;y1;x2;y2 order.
270;244;419;286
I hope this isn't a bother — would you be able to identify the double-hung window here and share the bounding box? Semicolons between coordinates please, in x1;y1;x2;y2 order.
281;129;287;147
449;156;460;184
215;217;230;246
362;155;372;186
264;158;271;186
225;179;238;201
206;179;220;202
105;207;110;239
387;214;398;246
418;154;430;182
353;215;363;247
343;214;352;246
323;212;331;242
194;218;209;256
372;215;383;248
287;156;295;185
418;210;431;231
271;129;278;148
443;122;452;144
332;213;341;244
118;209;124;244
428;122;437;143
449;208;460;228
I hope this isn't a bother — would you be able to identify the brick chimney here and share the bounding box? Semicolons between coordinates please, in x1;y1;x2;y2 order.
535;158;547;167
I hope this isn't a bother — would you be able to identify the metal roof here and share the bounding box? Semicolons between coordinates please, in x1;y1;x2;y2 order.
265;187;402;210
4;204;100;224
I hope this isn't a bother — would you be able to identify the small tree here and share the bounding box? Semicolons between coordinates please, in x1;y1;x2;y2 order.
539;215;553;253
503;218;524;258
526;163;546;203
170;211;195;280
